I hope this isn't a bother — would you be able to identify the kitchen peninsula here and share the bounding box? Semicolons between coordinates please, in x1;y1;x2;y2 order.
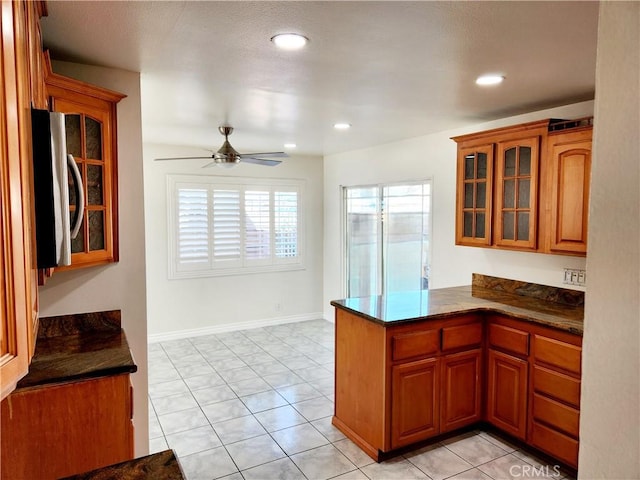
331;274;583;470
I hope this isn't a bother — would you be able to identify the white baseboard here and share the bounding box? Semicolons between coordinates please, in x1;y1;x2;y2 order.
148;311;328;343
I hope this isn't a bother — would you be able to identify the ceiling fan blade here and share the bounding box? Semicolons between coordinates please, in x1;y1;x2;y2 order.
240;157;282;166
241;152;288;158
155;156;213;161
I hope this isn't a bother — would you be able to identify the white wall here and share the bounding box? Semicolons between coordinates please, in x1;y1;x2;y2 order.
38;62;149;456
143;144;324;338
323;102;593;318
579;2;640;478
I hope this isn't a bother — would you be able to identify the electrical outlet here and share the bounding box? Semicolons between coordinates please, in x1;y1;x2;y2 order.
563;268;586;286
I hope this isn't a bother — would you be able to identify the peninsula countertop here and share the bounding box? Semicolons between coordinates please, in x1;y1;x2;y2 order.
331;274;584;335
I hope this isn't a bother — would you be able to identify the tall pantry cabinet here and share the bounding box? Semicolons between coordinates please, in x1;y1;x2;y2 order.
1;0;46;399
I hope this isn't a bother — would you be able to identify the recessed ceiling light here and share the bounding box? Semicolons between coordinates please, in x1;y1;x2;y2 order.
476;75;505;86
271;33;308;50
284;143;297;149
334;123;351;130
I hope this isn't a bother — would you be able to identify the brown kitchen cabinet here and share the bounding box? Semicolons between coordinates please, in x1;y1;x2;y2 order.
440;321;483;433
333;309;483;460
391;357;440;448
333;301;583;470
1;374;134;479
452;118;592;256
486;321;530;439
0;0;46;400
440;349;482;433
543;126;592;255
529;333;582;468
455;144;494;246
453;120;548;250
494;136;540;250
486;349;529;440
44;54;125;270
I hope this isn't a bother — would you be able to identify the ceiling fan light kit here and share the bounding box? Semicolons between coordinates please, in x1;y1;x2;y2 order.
154;125;287;168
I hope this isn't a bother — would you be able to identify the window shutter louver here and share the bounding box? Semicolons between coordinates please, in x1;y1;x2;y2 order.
212;189;241;265
177;188;209;265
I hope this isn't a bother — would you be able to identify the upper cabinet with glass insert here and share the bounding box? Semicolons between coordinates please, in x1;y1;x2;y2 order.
494;136;540;249
456;144;494;246
45;54;126;270
453;119;590;256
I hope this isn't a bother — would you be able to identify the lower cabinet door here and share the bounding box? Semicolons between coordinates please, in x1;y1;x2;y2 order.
487;349;528;439
391;357;439;448
441;349;482;433
1;374;134;479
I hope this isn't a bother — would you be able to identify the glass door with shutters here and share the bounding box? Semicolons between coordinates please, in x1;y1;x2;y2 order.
344;181;432;298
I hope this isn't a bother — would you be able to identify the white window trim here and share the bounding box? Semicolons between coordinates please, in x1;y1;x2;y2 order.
167;174;305;279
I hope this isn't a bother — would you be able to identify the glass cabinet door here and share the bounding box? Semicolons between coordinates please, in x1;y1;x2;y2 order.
456;144;494;246
494;137;539;249
49;95;116;269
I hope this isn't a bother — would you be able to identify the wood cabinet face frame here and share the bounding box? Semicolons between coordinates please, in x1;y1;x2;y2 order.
1;0;45;400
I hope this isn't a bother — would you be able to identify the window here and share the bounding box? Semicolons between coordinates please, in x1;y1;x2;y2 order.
168;175;304;278
344;181;432;297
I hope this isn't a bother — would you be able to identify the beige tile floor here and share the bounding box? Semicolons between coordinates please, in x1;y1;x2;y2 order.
148;319;573;480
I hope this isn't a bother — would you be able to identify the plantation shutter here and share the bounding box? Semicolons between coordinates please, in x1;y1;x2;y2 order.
176;187;209;270
212;188;242;266
168;175;304;278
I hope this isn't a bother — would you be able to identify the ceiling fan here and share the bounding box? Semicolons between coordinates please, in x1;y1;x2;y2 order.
155;126;287;167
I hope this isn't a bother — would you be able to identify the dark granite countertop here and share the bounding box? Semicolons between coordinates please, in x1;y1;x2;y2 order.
331;274;584;335
16;310;137;391
60;450;184;479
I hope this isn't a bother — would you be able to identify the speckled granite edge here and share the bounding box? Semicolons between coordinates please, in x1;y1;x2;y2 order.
38;310;121;338
60;450;185;479
472;273;584;307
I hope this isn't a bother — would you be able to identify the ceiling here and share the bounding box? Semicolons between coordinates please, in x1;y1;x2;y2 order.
40;1;599;157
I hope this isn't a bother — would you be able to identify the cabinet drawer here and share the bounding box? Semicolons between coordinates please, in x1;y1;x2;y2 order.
533;335;581;375
533;365;581;408
532;393;580;437
392;329;439;361
442;322;483;351
530;421;579;468
488;323;529;357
